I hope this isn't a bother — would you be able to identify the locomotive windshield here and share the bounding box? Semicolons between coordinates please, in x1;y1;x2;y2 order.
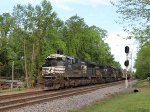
42;57;65;67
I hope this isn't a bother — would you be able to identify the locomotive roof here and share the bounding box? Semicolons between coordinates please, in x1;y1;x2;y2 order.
98;65;106;68
86;61;96;67
66;55;74;59
47;54;66;58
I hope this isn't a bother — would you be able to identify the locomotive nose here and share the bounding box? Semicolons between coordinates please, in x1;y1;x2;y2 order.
49;67;54;73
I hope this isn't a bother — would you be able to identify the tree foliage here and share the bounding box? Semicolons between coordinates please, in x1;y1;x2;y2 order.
135;42;150;79
113;0;150;78
62;15;120;67
113;0;150;43
0;0;121;87
0;13;15;77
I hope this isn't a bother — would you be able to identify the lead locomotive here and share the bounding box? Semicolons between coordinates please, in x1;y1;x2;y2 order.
42;50;123;90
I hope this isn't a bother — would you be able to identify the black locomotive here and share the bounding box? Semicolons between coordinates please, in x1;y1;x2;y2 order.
42;51;124;90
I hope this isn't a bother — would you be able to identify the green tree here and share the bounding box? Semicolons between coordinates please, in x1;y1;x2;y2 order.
62;15;87;58
113;0;150;43
0;13;15;77
62;15;120;67
135;42;150;79
113;0;150;78
0;0;121;86
11;0;66;87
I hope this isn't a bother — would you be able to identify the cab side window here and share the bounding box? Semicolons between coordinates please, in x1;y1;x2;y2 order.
67;58;72;64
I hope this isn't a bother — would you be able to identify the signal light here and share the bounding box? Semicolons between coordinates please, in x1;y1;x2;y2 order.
124;60;129;67
125;46;129;53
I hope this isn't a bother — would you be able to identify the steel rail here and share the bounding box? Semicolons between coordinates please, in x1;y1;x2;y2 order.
0;81;124;112
0;90;45;100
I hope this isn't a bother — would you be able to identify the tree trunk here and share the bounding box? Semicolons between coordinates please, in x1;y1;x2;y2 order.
32;43;35;64
24;39;29;88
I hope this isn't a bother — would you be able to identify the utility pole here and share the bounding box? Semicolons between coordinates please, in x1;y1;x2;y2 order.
130;50;133;80
129;50;133;88
125;54;128;88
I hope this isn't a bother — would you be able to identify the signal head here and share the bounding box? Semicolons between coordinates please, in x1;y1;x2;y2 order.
124;60;129;67
125;46;129;53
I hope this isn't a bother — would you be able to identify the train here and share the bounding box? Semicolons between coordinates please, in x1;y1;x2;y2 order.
42;50;125;90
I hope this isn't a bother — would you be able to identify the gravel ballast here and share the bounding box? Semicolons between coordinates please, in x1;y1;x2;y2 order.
9;82;133;112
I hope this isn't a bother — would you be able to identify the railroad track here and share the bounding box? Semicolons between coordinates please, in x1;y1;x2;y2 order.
0;81;124;112
0;90;45;101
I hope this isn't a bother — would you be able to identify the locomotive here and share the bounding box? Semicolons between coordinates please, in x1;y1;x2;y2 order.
42;50;124;90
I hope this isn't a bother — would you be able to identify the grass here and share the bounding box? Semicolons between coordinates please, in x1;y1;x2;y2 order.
70;91;150;112
0;87;31;94
133;80;150;88
69;80;150;112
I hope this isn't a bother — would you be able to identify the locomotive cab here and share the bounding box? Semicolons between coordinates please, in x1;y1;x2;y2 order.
42;54;66;77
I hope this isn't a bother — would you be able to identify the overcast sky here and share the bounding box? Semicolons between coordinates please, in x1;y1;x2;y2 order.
0;0;138;68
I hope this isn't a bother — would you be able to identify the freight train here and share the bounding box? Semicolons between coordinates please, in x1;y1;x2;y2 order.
42;50;124;90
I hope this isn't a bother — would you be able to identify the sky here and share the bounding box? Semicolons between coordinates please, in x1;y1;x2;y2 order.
0;0;138;69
